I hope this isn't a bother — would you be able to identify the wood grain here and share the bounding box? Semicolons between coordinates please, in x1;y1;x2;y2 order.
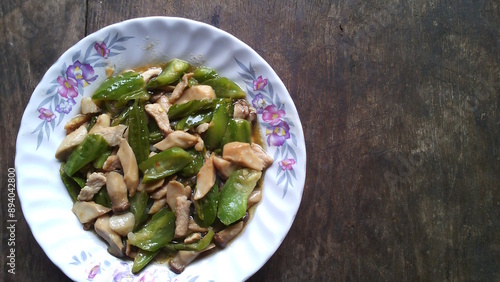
1;0;499;281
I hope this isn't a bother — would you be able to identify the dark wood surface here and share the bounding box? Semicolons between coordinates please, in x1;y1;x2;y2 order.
1;1;499;281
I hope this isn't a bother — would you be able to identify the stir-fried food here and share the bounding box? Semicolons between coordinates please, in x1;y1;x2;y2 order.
56;58;273;273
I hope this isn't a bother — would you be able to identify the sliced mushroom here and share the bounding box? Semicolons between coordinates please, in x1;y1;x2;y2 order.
213;155;238;179
194;154;216;200
117;138;139;197
89;114;127;146
109;212;135;236
195;123;210;134
213;221;244;248
174;85;215;105
184;232;202;244
55;125;88;160
188;218;209;233
247;190;262;209
102;155;122;171
174;195;191;238
233;99;250;119
64;114;91;133
150;185;168;200
145;103;173;135
95;214;126;257
72;201;111;224
148;198;167;215
77;172;107;201
137;178;165;193
106;171;130;213
222;142;273;171
169;243;216;274
140;67;162;83
81;97;102;114
153;130;198;151
169;72;193;103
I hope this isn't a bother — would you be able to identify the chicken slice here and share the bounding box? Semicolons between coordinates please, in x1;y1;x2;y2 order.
222;142;273;171
157;95;172;112
174;85;215;105
145;103;173;135
166;180;191;211
77;172;107;201
194;154;216;200
117;138;139;197
154;130;198;151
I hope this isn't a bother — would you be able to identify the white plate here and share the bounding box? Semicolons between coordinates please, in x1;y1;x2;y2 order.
16;17;306;282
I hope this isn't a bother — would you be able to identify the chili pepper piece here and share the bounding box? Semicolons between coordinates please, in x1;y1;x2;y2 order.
138;147;192;183
64;134;109;176
175;111;213;131
146;59;190;89
92;71;149;101
178;149;204;178
167;229;215;252
128;101;150;164
221;118;252;147
194;181;219;227
203;77;246;99
193;67;218;83
59;163;81;202
130;191;150;231
128;207;176;252
217;169;261;225
132;249;160;274
203;101;232;150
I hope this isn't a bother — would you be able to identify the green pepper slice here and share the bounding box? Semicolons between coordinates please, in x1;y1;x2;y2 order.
203;77;246;99
93;149;112;169
59;163;83;202
166;229;215;251
178;149;204;178
138;147;192;183
130;191;150;231
175;111;213;131
93;188;112;208
217;169;262;225
167;98;228;120
132;249;160;274
128;207;176;251
64;134;109;176
146;59;190;89
128;101;150;164
194;181;219;227
193;67;218;83
92;71;149;102
221;118;252;147
203;101;232;150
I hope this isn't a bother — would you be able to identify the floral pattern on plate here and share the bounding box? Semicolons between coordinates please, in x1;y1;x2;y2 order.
32;33;133;149
235;58;299;197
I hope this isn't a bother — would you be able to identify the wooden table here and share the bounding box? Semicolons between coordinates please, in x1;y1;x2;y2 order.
1;1;499;281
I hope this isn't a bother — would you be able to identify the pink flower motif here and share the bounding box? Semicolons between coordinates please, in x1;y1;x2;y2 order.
38;107;56;122
66;60;98;87
87;264;100;279
253;75;268;91
265;120;290;147
57;76;78;98
94;42;110;59
279;158;296;170
262;105;286;125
